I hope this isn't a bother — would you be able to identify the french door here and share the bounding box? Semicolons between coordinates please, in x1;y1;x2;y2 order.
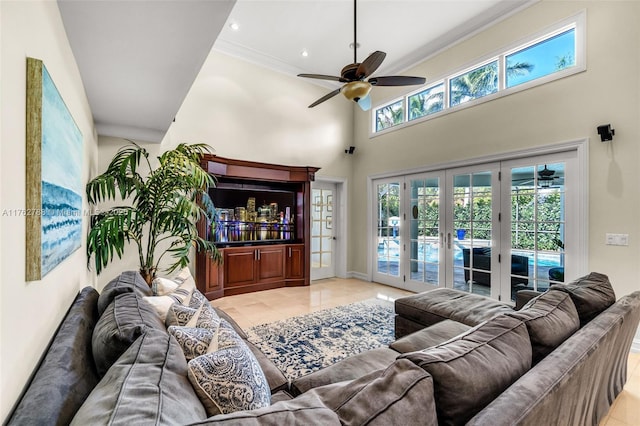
310;182;337;280
372;149;582;302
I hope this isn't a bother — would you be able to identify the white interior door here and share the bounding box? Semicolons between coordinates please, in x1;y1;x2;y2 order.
311;182;337;280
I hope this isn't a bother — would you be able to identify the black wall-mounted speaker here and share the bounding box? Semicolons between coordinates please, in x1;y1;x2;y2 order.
597;124;615;142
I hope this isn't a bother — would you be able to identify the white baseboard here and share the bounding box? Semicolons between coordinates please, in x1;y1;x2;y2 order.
347;271;369;281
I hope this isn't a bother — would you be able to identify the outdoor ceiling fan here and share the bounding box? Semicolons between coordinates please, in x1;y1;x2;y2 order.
298;0;426;111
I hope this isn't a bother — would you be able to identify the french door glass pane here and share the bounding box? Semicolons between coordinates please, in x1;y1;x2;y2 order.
377;182;401;277
311;189;333;269
409;177;440;284
510;163;565;300
453;171;493;297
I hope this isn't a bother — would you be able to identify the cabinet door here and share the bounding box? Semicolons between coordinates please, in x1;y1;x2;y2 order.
224;247;258;287
286;244;305;279
256;246;286;282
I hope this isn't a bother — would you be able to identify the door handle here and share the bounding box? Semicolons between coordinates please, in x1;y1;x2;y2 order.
440;232;444;248
288;247;292;257
447;233;452;250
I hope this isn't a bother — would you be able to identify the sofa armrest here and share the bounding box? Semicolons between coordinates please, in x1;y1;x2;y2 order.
515;289;542;310
7;287;100;426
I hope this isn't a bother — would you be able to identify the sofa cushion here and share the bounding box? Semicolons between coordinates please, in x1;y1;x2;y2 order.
72;329;206;425
97;271;152;316
400;315;531;426
187;334;270;417
549;272;616;327
92;292;166;377
189;393;340;424
394;288;514;329
291;347;399;395
311;358;438;426
506;289;580;364
390;319;472;353
7;287;100;426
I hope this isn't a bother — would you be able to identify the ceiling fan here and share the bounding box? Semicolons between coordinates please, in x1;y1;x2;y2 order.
298;0;426;111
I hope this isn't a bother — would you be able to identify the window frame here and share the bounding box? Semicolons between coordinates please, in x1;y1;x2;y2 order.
371;10;586;138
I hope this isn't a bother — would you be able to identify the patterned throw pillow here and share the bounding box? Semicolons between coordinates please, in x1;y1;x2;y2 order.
185;302;221;330
169;320;241;361
168;326;216;361
190;289;208;308
166;304;199;327
143;276;197;322
187;336;270;416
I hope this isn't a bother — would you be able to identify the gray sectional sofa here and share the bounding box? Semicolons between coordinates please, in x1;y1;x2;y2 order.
6;271;640;425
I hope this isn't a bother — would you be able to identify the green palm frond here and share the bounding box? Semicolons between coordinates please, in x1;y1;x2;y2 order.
86;141;219;282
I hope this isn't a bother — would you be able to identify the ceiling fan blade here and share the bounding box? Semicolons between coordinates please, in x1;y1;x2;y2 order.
308;88;341;108
356;94;372;111
356;51;386;79
369;76;426;86
298;74;345;82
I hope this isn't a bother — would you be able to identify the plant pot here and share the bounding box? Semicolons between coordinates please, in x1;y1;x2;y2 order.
140;267;156;287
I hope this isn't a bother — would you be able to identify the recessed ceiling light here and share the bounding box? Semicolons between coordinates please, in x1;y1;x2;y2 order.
229;21;239;31
301;49;309;57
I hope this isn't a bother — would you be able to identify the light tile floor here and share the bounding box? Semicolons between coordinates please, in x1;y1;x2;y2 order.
211;278;640;425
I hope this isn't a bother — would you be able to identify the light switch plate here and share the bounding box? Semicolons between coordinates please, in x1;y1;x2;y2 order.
606;233;629;246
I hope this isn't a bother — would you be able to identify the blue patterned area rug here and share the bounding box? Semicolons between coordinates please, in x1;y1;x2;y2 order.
246;299;395;381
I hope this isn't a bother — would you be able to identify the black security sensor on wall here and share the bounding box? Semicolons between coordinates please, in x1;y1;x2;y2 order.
597;124;615;142
345;146;356;154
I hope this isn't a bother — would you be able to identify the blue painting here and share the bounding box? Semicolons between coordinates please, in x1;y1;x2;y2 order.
39;64;83;277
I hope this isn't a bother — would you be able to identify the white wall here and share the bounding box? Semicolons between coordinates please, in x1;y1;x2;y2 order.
95;50;356;287
164;50;355;178
0;1;98;420
350;0;640;299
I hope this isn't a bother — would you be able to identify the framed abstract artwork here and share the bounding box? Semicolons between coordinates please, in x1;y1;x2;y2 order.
25;57;83;280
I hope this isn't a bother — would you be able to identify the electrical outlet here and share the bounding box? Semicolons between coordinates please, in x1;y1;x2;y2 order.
606;233;629;246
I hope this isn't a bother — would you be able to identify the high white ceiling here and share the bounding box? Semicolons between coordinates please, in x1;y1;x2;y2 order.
215;0;534;82
59;0;535;143
58;0;236;143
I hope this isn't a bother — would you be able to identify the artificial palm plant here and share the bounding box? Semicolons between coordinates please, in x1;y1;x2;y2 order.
86;141;220;285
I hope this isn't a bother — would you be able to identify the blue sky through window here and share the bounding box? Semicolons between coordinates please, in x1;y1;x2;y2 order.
506;28;575;88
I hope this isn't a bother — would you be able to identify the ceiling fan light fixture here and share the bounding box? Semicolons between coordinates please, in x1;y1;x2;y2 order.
342;81;371;102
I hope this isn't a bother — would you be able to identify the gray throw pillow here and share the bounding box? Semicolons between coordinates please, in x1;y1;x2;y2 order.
548;272;616;327
400;315;531;426
72;329;206;425
97;271;152;316
507;289;580;364
187;331;270;416
92;292;166;377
